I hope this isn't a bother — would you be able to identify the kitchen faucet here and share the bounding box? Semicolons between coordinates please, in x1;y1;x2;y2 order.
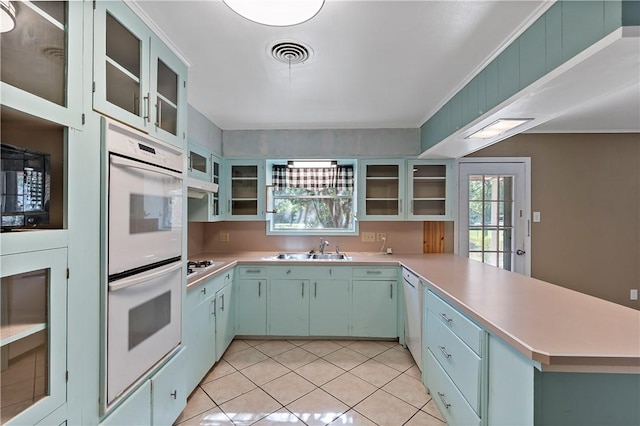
319;238;329;254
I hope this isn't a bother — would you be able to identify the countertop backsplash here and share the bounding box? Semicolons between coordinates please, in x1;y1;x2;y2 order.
188;221;426;256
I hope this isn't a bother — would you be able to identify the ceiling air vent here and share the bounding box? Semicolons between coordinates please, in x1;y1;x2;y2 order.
269;41;313;65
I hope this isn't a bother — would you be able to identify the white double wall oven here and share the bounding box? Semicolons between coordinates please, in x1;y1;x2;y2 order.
101;118;184;411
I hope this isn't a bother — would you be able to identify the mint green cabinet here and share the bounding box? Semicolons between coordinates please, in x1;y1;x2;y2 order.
99;381;151;426
187;142;212;181
93;0;186;148
151;348;186;425
269;279;310;336
358;160;406;221
235;279;267;336
0;1;83;129
1;247;68;426
188;153;225;222
407;160;454;221
100;349;186;426
226;160;265;220
352;277;398;338
184;282;216;394
309;280;350;336
215;281;235;360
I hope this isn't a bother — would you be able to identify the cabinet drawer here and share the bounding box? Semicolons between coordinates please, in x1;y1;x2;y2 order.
428;291;482;355
270;266;350;279
426;350;481;426
427;311;481;413
186;280;217;309
220;268;234;284
237;266;267;277
352;267;398;279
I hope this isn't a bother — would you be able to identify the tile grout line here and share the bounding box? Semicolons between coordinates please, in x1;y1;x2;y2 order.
179;340;442;425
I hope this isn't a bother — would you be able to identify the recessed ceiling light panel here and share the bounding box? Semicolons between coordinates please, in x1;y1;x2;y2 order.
223;0;324;27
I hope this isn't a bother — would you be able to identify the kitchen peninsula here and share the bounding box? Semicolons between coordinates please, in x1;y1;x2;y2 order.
187;252;640;426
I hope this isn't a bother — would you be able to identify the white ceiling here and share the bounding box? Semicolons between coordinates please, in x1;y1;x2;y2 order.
134;0;640;135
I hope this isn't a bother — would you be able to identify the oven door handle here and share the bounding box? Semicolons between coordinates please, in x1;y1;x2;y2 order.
110;155;182;180
109;262;182;292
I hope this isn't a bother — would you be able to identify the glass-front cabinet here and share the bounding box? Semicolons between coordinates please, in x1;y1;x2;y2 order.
187;143;211;181
0;0;82;128
93;0;187;148
226;160;265;220
407;160;454;220
358;160;405;221
1;248;67;425
188;153;225;222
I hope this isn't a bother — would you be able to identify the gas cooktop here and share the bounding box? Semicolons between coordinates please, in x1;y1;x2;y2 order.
186;259;223;278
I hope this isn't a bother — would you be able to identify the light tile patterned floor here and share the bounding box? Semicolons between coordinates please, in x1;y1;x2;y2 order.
175;339;445;426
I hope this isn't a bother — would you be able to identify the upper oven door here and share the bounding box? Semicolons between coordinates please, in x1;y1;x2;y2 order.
108;154;183;276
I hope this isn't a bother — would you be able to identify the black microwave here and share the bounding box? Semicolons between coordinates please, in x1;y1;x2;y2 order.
1;143;51;230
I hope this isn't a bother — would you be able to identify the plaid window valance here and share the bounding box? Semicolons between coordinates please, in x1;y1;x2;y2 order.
272;164;354;191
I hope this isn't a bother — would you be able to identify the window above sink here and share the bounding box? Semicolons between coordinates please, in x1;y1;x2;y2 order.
266;160;358;236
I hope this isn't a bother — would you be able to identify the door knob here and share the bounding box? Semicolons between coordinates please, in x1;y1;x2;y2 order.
516;249;526;255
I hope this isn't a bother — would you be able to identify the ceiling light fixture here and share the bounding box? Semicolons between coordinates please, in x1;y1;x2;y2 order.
223;0;324;27
288;160;337;168
0;0;16;33
466;118;533;139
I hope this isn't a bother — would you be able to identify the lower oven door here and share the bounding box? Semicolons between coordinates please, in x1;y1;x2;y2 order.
107;261;182;404
108;154;183;276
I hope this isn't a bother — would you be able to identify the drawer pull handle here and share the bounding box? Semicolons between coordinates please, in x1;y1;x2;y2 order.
170;390;177;400
437;392;451;410
258;281;262;297
201;287;207;295
246;269;261;274
438;345;452;359
440;313;453;324
366;270;382;274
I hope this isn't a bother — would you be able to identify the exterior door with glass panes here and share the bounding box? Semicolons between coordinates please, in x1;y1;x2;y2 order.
458;160;530;275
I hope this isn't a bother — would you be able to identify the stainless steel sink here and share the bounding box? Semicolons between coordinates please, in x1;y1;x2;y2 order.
274;253;313;260
273;252;349;260
311;253;348;260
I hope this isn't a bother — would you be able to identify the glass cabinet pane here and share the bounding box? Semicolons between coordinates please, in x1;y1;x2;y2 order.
105;13;141;116
232;166;258;179
366;164;398;178
363;163;401;217
189;151;207;175
1;1;67;105
1;269;50;423
156;60;178;135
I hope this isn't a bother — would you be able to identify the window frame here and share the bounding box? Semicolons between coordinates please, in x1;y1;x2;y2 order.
265;159;359;236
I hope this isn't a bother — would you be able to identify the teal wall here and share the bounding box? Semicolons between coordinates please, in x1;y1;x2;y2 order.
420;0;636;152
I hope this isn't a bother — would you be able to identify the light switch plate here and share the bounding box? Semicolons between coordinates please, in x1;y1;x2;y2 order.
533;211;541;222
631;289;638;301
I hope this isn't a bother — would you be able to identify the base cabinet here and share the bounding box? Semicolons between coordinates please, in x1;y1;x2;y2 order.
235;278;267;335
268;279;310;336
426;350;481;426
352;279;398;338
215;281;235;361
151;348;187;425
487;335;640;426
184;284;216;394
99;348;185;426
309;280;350;336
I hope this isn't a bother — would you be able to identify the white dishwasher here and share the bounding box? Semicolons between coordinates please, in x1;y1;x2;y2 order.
402;268;423;370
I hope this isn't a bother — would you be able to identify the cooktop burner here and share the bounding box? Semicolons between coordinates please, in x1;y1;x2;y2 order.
188;260;214;268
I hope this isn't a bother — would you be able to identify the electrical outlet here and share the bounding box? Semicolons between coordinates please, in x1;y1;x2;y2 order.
376;232;387;241
361;232;376;242
631;289;638;301
219;232;230;242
